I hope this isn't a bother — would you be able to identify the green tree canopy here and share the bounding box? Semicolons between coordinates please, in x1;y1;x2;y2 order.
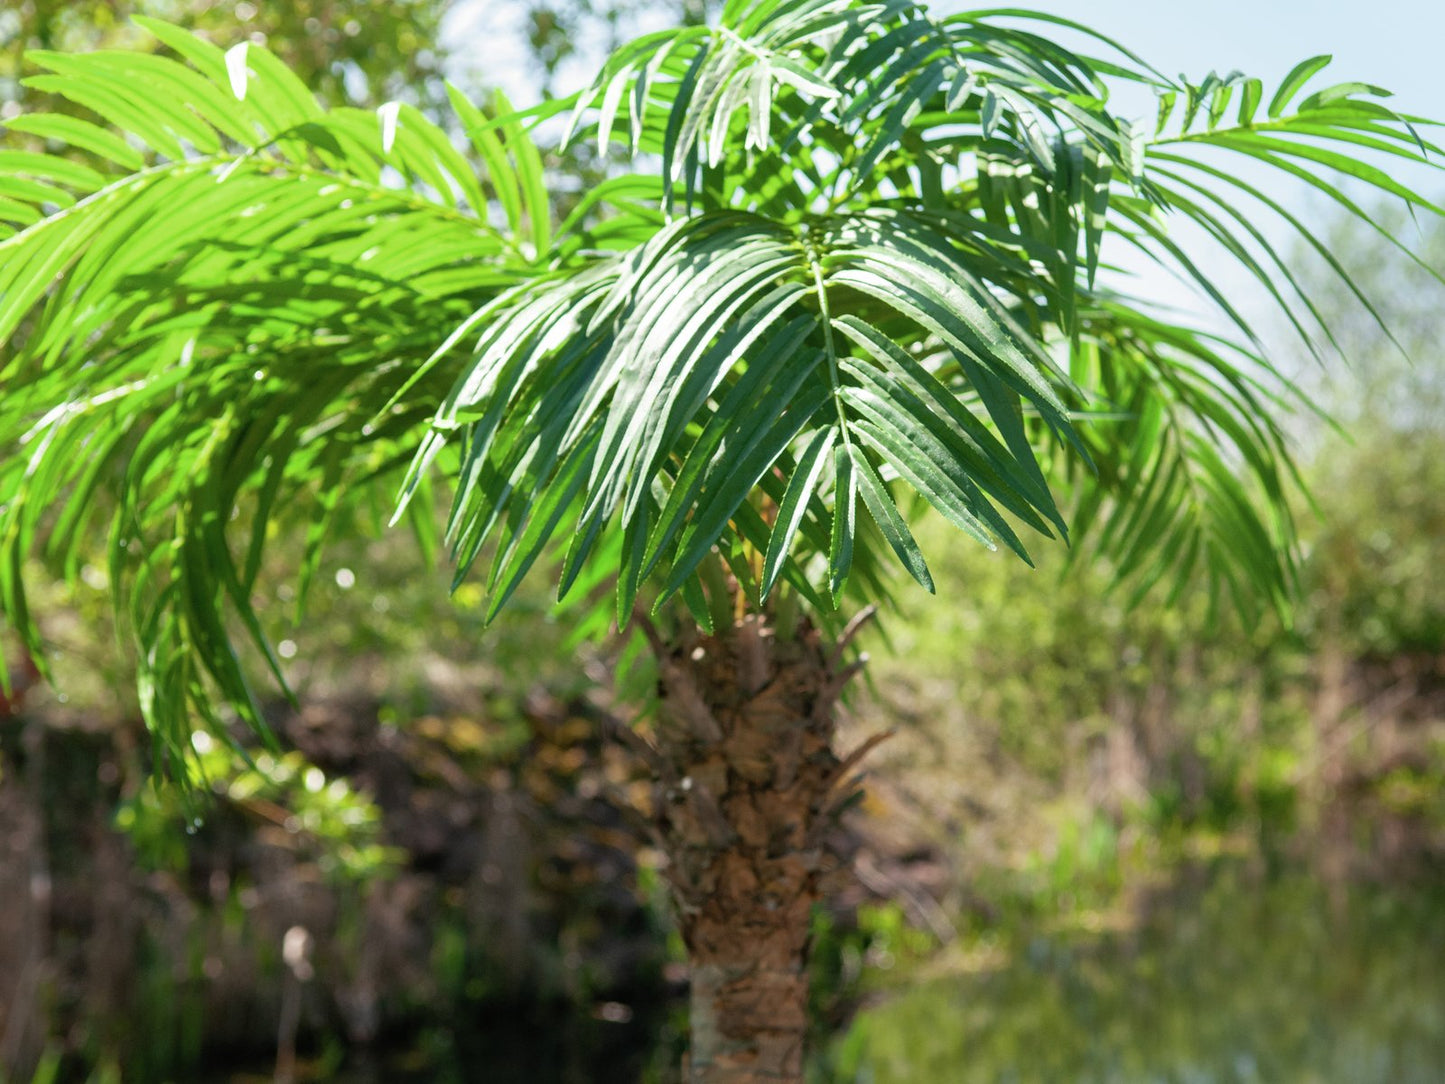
0;0;1440;762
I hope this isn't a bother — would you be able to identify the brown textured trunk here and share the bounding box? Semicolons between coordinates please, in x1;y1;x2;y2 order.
635;611;866;1084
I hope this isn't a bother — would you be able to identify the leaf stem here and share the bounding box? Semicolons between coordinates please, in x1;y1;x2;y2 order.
803;229;852;446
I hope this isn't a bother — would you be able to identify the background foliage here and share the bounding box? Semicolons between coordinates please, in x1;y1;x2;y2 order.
1;0;450;118
1;2;1443;1082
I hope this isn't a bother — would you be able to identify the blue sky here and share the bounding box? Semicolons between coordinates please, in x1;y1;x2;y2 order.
449;0;1444;120
941;0;1444;121
927;1;1445;316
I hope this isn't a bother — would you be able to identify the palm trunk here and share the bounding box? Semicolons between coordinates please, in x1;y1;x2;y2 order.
635;612;864;1084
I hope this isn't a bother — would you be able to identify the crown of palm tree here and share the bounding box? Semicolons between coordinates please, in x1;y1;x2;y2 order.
1;3;1441;767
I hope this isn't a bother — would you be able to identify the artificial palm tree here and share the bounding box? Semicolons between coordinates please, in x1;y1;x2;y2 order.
2;4;1442;1080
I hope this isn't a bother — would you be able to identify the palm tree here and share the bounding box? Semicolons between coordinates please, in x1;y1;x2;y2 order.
2;4;1441;1080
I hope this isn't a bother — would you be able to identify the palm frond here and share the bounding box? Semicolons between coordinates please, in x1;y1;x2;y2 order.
535;1;1442;621
0;23;541;764
2;4;1443;767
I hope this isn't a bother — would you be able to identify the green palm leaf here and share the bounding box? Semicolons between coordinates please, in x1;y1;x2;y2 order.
0;23;543;759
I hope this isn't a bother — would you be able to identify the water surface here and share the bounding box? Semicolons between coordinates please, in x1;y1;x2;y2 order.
831;866;1445;1083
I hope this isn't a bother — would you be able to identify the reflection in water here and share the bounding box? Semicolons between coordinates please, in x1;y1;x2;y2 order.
217;1003;682;1084
833;865;1445;1084
228;865;1444;1083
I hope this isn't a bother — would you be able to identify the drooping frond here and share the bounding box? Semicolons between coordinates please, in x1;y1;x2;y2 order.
0;23;548;762
1059;299;1306;621
402;205;1084;626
